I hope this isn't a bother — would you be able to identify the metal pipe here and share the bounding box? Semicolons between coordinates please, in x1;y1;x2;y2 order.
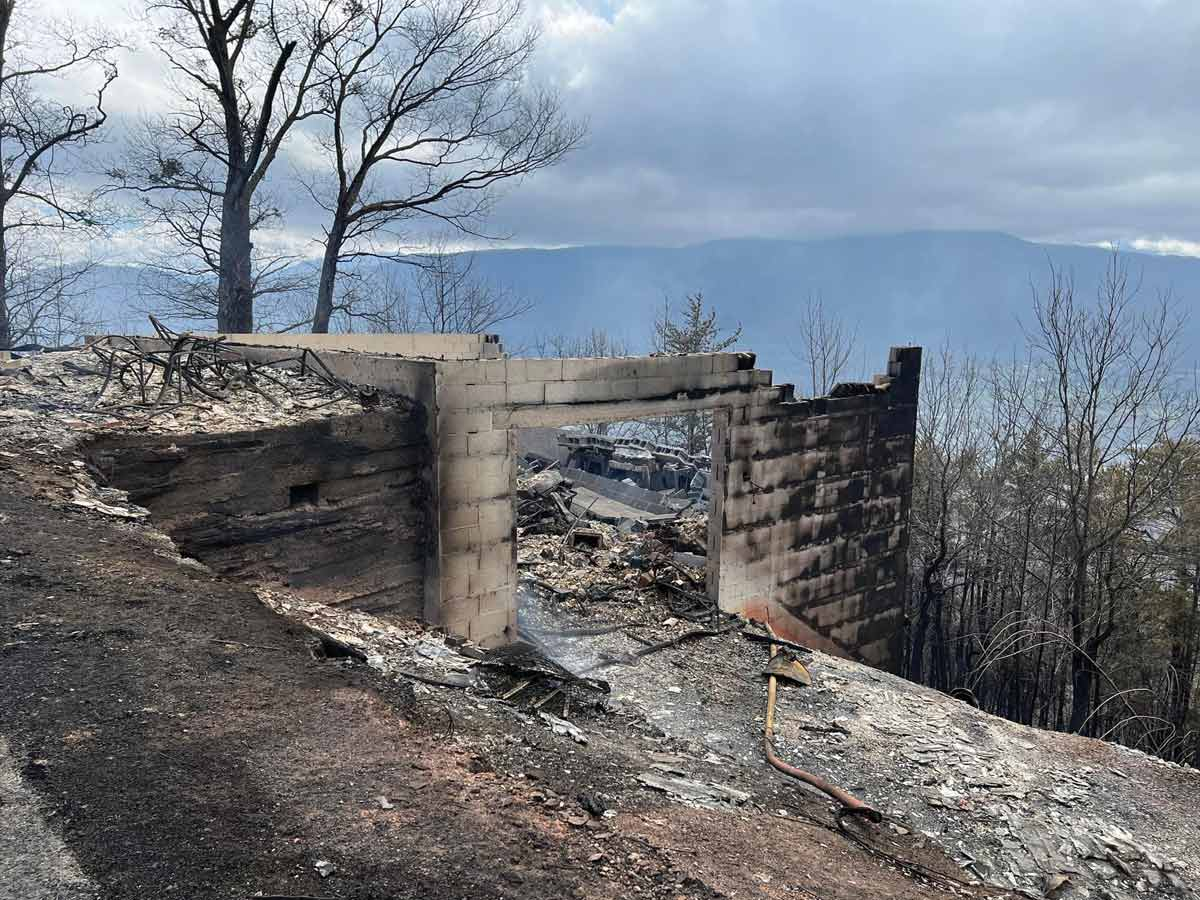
763;631;882;823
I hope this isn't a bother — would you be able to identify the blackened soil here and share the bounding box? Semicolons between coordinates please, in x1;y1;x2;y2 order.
0;458;998;900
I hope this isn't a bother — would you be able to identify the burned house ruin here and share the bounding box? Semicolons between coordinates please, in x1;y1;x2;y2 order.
87;333;921;671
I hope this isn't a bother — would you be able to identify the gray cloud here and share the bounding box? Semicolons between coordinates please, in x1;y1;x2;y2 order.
45;0;1200;255
487;0;1200;250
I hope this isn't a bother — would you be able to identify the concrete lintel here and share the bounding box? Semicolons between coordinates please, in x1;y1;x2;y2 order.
204;332;501;361
497;381;774;428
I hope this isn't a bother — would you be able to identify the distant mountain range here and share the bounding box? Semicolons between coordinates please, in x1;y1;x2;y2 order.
80;231;1200;389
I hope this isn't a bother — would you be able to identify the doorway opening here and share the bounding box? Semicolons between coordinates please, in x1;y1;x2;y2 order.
511;413;723;688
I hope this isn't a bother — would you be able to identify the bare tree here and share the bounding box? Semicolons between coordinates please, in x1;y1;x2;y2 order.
112;0;351;332
532;328;630;360
795;292;856;396
0;0;117;348
1;239;101;347
323;263;416;333
304;0;583;333
409;241;530;333
907;347;984;684
532;328;632;435
1029;256;1199;733
650;292;742;454
130;167;314;330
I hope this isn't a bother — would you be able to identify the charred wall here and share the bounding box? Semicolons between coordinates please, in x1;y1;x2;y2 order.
88;410;433;617
714;347;921;670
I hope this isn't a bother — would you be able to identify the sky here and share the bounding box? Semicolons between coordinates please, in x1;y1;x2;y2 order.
38;0;1200;260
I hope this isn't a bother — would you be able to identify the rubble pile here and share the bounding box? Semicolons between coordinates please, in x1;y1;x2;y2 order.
516;469;578;534
0;341;368;448
256;586;610;723
516;465;715;627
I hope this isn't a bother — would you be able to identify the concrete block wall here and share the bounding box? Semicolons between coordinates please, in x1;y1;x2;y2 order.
123;331;920;669
202;331;503;360
89;411;433;616
712;347;921;670
431;352;763;645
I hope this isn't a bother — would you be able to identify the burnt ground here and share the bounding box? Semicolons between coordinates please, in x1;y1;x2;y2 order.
0;455;1005;900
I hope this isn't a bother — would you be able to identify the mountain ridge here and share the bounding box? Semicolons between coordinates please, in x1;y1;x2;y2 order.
78;230;1200;388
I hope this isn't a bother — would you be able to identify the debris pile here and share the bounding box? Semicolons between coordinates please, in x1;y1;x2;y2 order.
256;587;609;723
517;509;717;627
0;336;371;450
88;320;374;410
1;331;398;523
516;469;578;534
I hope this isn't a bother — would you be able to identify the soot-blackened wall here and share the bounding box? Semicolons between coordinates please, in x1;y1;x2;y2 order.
713;347;921;670
88;409;433;617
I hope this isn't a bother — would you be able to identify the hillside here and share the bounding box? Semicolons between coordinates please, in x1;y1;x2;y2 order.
81;231;1200;388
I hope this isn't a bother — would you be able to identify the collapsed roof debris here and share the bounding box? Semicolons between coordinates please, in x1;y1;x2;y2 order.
0;334;370;447
1;329;390;519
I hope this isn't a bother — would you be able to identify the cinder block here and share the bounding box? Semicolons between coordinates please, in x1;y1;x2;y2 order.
439;360;484;384
466;383;506;408
477;454;512;483
480;539;514;573
441;473;483;505
440;549;481;578
439;432;468;456
635;375;680;398
560;358;604;381
610;378;639;399
545;380;613;404
469;608;510;645
478;589;509;615
442;572;469;600
469;565;509;595
507;380;546;405
505;358;528;382
443;524;481;553
477;498;513;528
481;359;508;384
439;409;492;434
479;511;513;544
440;594;478;623
468;430;508;456
439;384;472;410
524;358;563;381
712;353;741;374
442;503;479;530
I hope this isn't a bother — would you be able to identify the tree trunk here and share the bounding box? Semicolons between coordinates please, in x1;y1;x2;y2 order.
908;566;937;681
312;218;345;333
0;218;9;350
1068;564;1092;733
217;190;254;333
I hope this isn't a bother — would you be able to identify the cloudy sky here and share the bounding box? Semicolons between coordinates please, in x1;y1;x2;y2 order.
42;0;1200;258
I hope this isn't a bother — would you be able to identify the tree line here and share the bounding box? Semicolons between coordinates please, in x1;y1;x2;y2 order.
0;0;581;349
541;263;1200;768
904;257;1200;763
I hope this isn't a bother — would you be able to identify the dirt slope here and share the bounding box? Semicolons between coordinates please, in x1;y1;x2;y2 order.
0;453;998;900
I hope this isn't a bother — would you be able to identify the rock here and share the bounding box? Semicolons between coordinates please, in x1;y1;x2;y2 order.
314;859;337;878
540;711;589;745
